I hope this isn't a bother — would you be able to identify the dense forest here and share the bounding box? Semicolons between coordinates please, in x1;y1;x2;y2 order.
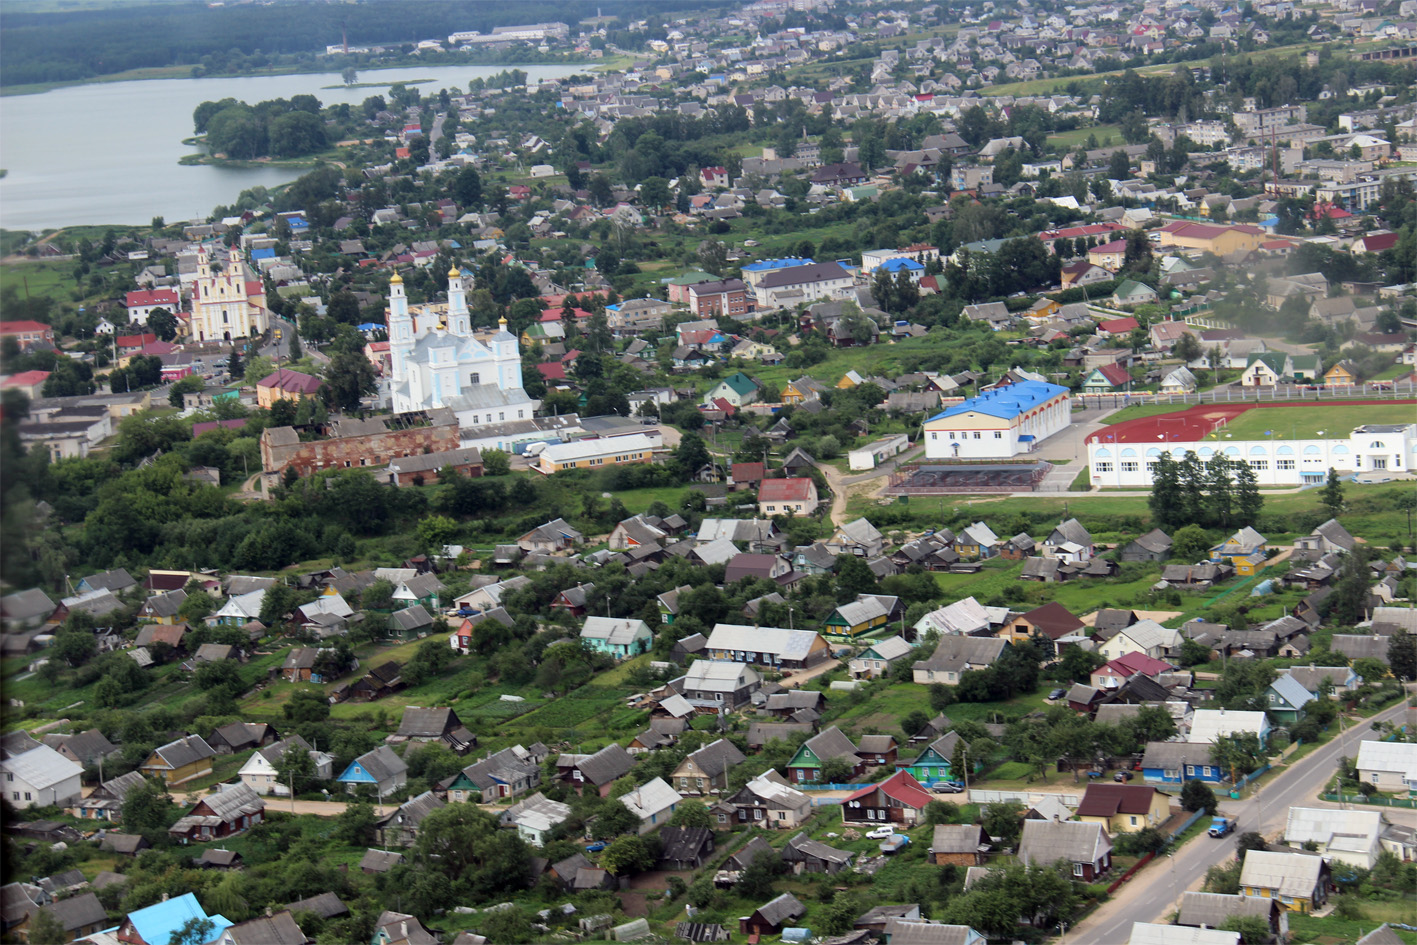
0;0;738;87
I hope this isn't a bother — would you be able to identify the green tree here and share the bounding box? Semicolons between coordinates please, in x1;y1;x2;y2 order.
362;579;395;611
1174;331;1202;364
673;433;711;478
982;800;1025;847
334;799;378;846
169;918;215;945
1122;228;1153;274
322;350;376;412
1219;915;1272;945
147;307;179;342
479;909;534;944
1148;452;1182;529
342;67;358;86
738;850;785;899
284;688;330;724
819;757;854;784
591;800;641;839
259;582;299;625
274;741;316;795
122;780;174;837
1181;778;1218;814
482;449;511;476
1234;461;1262;527
1388;629;1417;681
1171;523;1212;563
668;799;712;828
1211;733;1266;779
26;908;67;945
600;834;657;875
1318;468;1344;518
416;514;459;550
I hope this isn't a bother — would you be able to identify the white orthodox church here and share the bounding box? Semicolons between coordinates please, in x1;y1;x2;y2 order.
387;267;537;427
191;247;269;343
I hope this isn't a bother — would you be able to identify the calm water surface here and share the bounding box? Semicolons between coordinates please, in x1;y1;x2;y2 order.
0;64;583;231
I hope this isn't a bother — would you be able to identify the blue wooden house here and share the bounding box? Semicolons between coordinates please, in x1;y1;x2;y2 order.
1139;741;1226;785
337;745;408;796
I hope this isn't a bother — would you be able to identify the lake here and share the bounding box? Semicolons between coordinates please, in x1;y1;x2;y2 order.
0;63;586;232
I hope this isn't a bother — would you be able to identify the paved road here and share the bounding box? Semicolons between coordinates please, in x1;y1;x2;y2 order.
1079;696;1415;944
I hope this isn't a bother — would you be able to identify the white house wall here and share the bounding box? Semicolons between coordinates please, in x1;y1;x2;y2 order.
1088;426;1417;488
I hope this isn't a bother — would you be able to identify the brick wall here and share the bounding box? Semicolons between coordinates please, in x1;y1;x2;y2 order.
261;422;459;477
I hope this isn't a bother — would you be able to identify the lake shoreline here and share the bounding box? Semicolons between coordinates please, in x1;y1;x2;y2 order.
0;62;589;231
0;58;594;98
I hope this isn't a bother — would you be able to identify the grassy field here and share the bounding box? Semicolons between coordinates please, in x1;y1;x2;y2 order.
983;39;1325;98
1100;403;1195;424
1216;403;1417;440
849;480;1415;546
1288;902;1417;944
0;258;80;298
1046;124;1124;149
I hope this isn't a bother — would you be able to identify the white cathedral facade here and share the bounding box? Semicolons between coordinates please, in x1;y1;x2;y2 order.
387;267;537;427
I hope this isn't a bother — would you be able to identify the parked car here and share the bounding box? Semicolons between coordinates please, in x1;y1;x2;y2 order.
930;782;966;794
585;841;608;853
1048;688;1067;701
1113;770;1134;782
866;825;896;840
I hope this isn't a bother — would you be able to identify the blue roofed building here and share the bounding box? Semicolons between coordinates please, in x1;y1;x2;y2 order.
114;892;231;945
922;380;1071;459
740;257;817;289
876;257;926;282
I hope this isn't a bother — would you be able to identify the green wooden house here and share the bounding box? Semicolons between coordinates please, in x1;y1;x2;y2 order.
897;731;965;784
1264;674;1314;724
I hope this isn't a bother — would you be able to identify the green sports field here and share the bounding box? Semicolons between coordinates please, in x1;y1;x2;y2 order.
1211;403;1417;440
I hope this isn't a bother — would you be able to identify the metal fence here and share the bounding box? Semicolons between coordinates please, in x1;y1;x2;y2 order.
967;789;1083;806
1167;808;1207;842
1075;383;1417;410
1319;793;1417;808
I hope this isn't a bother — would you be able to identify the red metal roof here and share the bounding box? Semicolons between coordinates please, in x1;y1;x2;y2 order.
116;333;157;348
1098;317;1139;334
257;368;322;394
2;370;50;387
0;320;52;334
125;289;180;308
1104;651;1173;677
842;770;932;810
1092;363;1131;386
758;478;814;502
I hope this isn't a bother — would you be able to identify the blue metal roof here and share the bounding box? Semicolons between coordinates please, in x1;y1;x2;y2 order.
742;257;815;272
926;380;1069;423
250;248;276;260
879;257;924;272
126;893;231;945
